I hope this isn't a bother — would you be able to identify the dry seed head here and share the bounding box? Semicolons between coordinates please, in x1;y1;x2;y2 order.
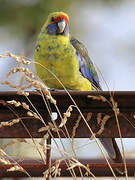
39;133;49;146
26;77;56;104
7;52;19;60
46;95;56;105
87;95;107;102
96;115;110;136
53;168;61;177
59;117;67;128
0;157;11;165
17;90;29;96
7;165;24;172
99;95;107;102
22;102;29;110
43;170;49;178
27;111;33;117
90;114;110;139
52;160;61;177
38;126;50;132
21;59;31;65
69;158;94;178
72;115;81;139
7;100;21;107
7;52;31;65
68;160;83;170
48;122;54;128
84;164;91;176
7;67;21;78
0;119;20;128
26;78;50;94
64;111;71;118
20;84;33;90
33;112;40;119
7;67;34;79
43;166;55;178
55;159;61;168
59;105;74;128
0;149;6;156
44;122;58;132
1;80;19;88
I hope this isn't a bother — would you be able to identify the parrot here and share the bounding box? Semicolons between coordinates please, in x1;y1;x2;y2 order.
34;12;124;174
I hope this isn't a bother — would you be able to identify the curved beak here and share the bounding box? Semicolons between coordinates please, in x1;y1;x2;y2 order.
58;19;66;33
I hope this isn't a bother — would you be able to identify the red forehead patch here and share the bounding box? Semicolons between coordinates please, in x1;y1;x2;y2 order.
55;15;68;24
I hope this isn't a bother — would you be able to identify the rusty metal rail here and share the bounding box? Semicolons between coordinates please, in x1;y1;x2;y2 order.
0;91;135;138
0;159;135;177
0;91;135;177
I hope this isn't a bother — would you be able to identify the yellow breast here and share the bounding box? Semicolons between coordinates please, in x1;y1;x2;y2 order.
34;33;92;91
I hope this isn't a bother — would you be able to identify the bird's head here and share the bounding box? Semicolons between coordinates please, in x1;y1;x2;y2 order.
42;12;69;36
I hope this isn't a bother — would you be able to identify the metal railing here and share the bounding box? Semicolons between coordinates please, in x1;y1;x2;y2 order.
0;91;135;178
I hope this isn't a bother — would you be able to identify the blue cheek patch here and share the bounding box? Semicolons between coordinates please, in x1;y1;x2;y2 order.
46;23;69;36
46;23;58;35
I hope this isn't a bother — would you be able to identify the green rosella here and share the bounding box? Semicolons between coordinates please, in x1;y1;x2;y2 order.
34;12;124;174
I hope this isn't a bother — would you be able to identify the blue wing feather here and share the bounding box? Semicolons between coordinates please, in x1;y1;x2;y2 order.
76;52;94;82
70;37;101;90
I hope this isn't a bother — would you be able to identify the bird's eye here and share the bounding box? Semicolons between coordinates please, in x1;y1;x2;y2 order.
51;17;55;22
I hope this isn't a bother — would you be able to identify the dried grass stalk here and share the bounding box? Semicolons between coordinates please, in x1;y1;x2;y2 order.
7;67;34;79
59;105;74;128
1;52;31;65
90;114;110;139
52;160;61;177
72;115;81;139
87;95;107;102
68;158;96;179
110;97;120;115
43;160;61;178
0;118;20;128
97;113;102;124
38;126;50;132
26;77;56;105
0;157;11;165
7;100;21;107
96;115;110;135
7;165;25;172
86;112;92;121
39;133;49;146
0;149;6;156
17;90;29;96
